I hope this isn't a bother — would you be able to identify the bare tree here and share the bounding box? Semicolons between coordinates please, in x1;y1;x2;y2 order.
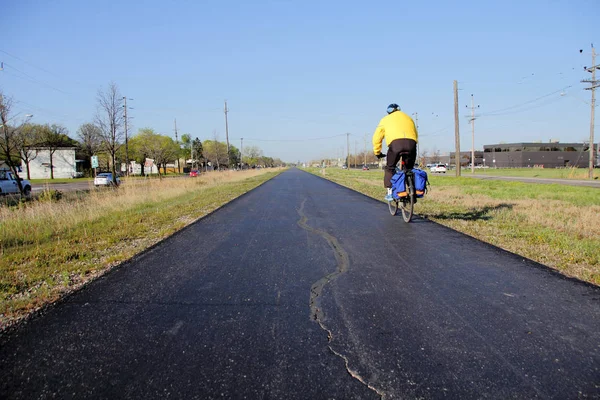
77;123;102;159
0;91;33;195
16;123;43;180
41;124;71;179
95;83;124;184
419;149;429;167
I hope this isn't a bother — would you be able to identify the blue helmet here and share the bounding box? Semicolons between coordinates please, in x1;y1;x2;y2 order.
387;104;400;114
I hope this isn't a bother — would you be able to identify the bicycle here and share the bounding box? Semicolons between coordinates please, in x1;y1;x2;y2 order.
388;156;415;223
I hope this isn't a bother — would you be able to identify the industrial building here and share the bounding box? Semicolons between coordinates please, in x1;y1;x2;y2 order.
482;142;598;168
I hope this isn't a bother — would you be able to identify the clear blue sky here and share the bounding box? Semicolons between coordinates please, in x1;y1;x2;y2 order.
2;0;598;163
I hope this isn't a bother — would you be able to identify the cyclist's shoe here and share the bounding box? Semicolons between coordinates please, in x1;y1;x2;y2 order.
385;188;393;202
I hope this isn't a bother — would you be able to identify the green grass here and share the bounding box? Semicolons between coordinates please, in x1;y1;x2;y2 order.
462;167;600;180
304;167;600;285
0;170;282;330
424;174;600;206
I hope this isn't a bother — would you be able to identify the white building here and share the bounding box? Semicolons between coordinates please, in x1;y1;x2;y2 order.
23;148;78;179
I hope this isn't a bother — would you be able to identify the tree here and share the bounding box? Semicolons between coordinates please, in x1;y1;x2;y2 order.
133;128;178;178
40;124;72;179
419;149;429;168
180;133;192;164
77;123;102;172
95;82;124;184
228;145;240;168
128;132;147;176
0;91;34;195
15;123;43;180
244;145;263;167
203;135;228;170
191;138;203;170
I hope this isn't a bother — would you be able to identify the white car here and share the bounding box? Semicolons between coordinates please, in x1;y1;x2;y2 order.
430;164;447;173
94;173;121;187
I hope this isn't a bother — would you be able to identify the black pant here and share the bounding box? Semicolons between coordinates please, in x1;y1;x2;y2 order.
384;139;417;188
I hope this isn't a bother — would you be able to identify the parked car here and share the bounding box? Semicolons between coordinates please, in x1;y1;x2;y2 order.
430;164;447;173
189;169;199;177
94;173;120;187
362;165;369;171
0;169;32;196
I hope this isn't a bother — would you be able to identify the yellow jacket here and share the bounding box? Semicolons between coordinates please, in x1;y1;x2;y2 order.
372;111;418;154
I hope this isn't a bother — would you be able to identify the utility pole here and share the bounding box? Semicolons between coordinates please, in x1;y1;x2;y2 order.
467;94;480;174
412;112;419;163
364;134;367;166
354;140;357;168
454;80;461;177
240;137;244;169
174;118;180;173
346;132;350;167
123;97;132;176
582;45;599;179
224;100;230;167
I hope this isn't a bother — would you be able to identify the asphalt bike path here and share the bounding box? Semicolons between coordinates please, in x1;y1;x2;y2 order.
1;168;599;399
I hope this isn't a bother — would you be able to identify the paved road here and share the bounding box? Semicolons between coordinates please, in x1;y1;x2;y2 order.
464;174;600;188
2;168;599;399
31;180;95;193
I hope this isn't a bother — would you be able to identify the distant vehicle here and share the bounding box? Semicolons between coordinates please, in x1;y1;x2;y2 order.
342;165;348;169
430;164;447;173
94;173;120;187
362;165;369;171
0;169;31;196
189;169;199;177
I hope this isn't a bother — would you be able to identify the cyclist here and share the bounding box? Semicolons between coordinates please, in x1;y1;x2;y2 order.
372;103;419;201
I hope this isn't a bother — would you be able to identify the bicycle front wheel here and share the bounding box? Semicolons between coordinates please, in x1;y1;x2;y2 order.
401;176;414;223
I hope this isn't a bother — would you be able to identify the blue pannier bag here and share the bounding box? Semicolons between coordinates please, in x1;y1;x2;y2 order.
412;168;429;197
390;170;407;200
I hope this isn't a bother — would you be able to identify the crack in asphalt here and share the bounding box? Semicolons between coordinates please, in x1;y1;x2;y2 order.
297;198;385;399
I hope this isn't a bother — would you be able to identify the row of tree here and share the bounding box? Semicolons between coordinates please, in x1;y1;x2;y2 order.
309;148;444;168
1;83;284;194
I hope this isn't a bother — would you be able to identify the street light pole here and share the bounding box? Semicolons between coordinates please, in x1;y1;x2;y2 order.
123;97;133;176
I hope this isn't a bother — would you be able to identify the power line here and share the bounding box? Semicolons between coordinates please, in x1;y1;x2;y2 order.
478;96;565;117
2;62;70;95
419;124;453;137
0;49;64;79
478;85;574;117
238;133;347;142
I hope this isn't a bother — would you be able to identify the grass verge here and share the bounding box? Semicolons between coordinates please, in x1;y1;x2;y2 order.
304;167;600;285
0;169;283;331
463;167;599;180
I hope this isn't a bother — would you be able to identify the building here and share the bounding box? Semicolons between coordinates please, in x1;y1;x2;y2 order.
482;142;597;168
448;151;484;167
22;147;81;179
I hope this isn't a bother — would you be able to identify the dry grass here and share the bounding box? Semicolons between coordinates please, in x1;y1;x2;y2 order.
0;169;282;330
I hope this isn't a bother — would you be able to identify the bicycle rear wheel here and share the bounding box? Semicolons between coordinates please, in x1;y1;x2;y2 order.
400;175;414;222
388;199;398;216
